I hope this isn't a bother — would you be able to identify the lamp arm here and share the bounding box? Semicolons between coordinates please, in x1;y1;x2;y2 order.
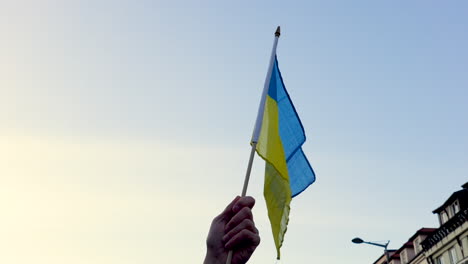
363;241;388;248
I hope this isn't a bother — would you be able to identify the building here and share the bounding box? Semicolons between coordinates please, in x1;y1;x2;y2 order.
377;228;437;264
407;228;437;264
371;183;468;264
421;182;468;264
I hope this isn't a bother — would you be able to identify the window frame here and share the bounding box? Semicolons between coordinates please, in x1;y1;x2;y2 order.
452;200;460;215
449;247;458;264
436;255;445;264
441;211;449;224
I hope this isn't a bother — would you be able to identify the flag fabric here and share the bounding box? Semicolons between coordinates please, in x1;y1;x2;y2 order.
255;56;315;259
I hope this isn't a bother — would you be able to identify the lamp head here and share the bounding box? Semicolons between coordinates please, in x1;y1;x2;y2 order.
352;237;364;244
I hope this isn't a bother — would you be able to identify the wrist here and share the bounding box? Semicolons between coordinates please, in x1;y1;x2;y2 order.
203;251;224;264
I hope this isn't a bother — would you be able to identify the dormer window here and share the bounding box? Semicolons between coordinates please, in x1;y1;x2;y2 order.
413;237;420;254
441;211;449;224
401;250;407;264
451;200;460;215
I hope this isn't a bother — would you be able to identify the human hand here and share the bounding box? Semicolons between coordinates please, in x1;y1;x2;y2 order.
204;196;260;264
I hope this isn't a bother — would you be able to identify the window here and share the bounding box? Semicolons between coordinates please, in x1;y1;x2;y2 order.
452;201;460;215
441;211;449;224
401;250;407;264
449;247;458;264
436;255;445;264
414;237;421;254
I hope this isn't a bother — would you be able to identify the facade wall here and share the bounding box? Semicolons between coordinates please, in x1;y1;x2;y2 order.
375;257;387;264
408;253;427;264
406;248;416;262
462;231;468;258
425;221;468;264
415;235;430;256
458;229;468;263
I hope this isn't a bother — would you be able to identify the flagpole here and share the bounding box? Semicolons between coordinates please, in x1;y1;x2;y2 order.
226;26;281;264
251;26;281;144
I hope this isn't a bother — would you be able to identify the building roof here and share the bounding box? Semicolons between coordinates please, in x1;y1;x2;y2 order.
432;182;468;214
407;227;437;242
371;228;437;264
389;252;400;261
392;241;414;257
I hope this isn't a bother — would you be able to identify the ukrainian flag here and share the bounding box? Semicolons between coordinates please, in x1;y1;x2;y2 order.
255;56;315;259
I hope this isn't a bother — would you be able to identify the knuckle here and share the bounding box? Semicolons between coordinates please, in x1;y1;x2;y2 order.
212;215;219;223
225;221;233;231
239;206;249;213
254;234;261;246
239;196;256;208
247;196;256;205
211;217;219;226
240;207;252;217
240;229;250;236
212;214;224;224
242;218;255;228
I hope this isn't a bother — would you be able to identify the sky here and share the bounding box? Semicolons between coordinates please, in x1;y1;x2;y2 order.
1;1;467;263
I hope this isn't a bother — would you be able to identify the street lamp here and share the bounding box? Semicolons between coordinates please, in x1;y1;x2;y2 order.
352;237;391;264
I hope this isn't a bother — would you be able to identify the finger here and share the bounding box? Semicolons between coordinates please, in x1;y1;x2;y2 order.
224;229;261;250
215;196;240;222
222;219;258;244
225;207;253;233
232;196;255;213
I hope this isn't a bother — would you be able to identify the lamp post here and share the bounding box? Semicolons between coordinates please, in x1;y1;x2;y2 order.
352;237;391;264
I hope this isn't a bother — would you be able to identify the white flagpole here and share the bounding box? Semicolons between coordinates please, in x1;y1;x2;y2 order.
226;26;281;264
251;26;281;144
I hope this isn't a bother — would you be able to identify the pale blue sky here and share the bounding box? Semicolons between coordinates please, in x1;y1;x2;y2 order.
1;1;467;263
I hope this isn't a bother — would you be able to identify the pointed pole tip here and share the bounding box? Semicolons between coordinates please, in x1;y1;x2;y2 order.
275;26;281;37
